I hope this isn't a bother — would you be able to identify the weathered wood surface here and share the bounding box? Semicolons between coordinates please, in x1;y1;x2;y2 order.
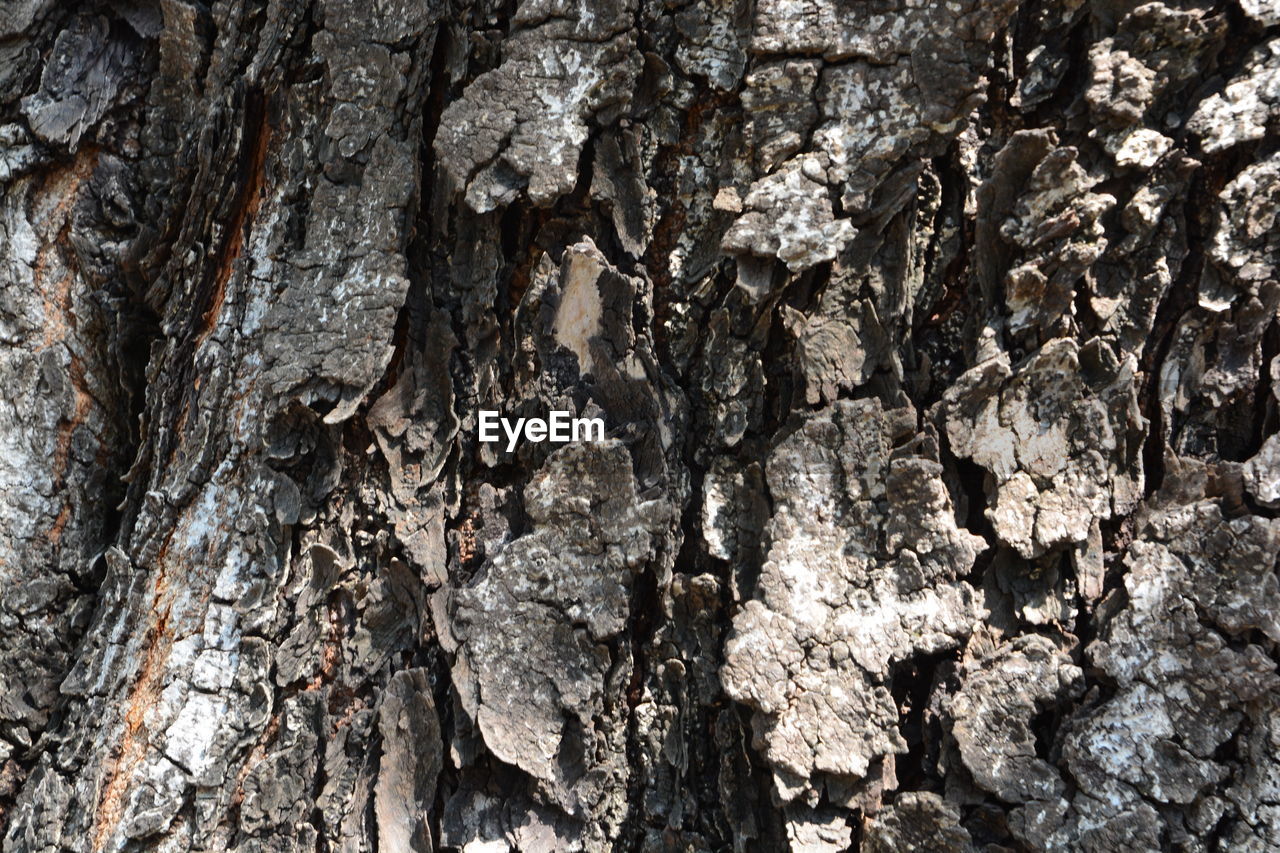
0;0;1277;850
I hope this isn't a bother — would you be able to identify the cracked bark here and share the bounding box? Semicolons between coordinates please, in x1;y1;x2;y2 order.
1;0;1278;851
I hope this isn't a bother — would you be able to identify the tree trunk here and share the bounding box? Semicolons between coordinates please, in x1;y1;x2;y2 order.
1;0;1277;850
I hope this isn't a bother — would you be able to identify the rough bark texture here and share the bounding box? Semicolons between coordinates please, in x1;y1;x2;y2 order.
0;0;1277;851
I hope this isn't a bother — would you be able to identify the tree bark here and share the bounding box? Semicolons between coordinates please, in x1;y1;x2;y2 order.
1;0;1278;851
